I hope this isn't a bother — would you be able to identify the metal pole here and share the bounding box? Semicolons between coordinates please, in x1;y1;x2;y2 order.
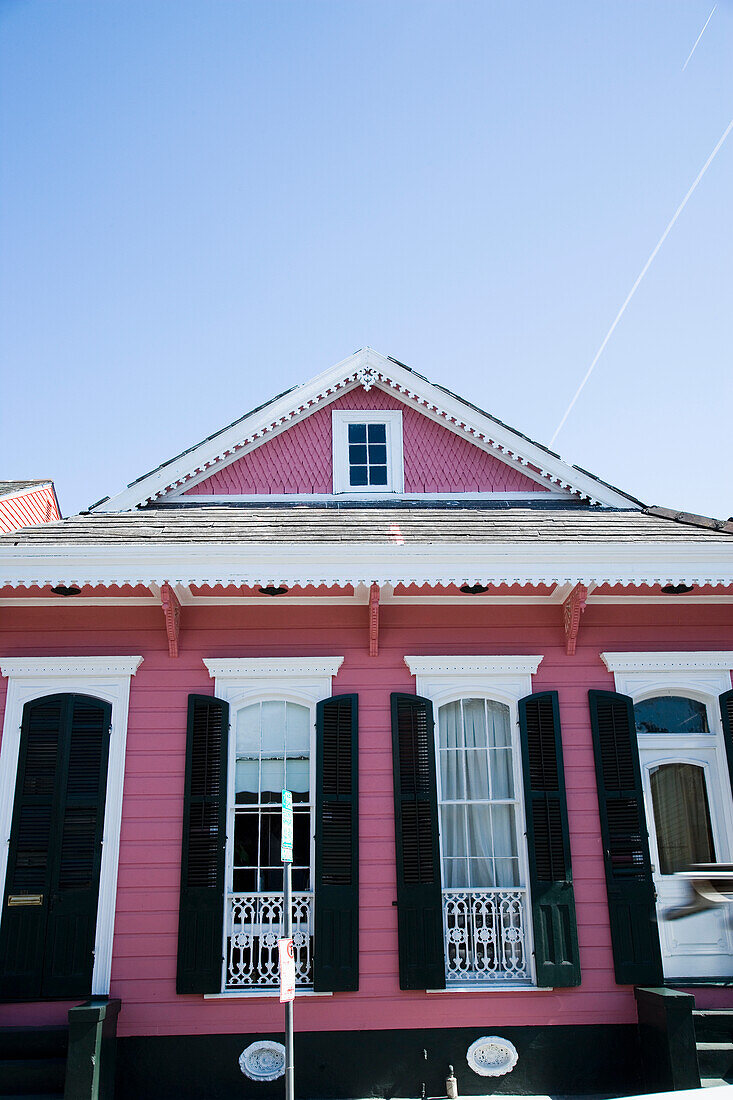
284;859;294;1100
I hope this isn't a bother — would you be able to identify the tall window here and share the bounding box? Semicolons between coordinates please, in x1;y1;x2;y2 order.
436;697;528;982
227;700;313;989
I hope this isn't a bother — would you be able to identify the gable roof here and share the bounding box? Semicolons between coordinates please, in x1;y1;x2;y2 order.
93;349;640;512
0;480;54;498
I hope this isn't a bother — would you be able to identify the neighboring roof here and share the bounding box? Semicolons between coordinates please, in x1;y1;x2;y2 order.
0;480;53;498
1;501;731;589
92;349;641;512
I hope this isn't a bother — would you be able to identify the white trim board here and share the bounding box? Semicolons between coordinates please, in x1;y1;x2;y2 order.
2;540;732;588
94;349;636;511
0;655;143;996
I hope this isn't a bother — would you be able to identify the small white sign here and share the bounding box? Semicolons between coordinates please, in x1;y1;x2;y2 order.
281;789;293;863
279;937;295;1003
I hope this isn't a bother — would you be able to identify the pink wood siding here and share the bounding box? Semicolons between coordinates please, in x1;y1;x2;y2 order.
1;599;731;1034
184;388;549;495
0;485;60;534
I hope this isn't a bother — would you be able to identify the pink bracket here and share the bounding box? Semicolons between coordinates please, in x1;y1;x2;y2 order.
369;583;380;657
160;582;181;658
562;583;588;656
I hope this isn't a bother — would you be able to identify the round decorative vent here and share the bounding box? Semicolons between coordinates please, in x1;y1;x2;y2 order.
466;1036;518;1077
239;1041;286;1082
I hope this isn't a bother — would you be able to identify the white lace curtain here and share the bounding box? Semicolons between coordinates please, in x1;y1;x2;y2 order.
438;698;519;889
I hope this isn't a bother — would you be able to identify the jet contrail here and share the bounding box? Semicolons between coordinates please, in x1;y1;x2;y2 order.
550;115;733;447
683;5;717;70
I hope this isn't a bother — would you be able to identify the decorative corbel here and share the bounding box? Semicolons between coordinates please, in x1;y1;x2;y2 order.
369;582;380;657
160;582;182;658
562;583;588;656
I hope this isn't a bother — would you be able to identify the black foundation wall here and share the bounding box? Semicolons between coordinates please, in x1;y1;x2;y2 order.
116;1024;642;1099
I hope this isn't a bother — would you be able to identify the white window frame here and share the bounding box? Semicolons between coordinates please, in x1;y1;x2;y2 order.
0;656;143;996
404;655;543;989
202;656;343;997
332;409;404;494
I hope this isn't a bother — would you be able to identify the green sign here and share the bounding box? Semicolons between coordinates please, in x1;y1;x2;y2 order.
281;789;293;862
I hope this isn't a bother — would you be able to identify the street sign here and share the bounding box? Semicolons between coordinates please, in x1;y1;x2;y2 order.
279;937;295;1002
281;789;293;863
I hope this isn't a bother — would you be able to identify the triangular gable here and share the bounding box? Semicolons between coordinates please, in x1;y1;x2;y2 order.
94;349;639;510
181;386;550;497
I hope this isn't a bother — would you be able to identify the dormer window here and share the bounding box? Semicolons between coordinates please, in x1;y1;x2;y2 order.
332;410;404;494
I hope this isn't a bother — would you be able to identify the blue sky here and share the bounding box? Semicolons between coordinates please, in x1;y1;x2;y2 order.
1;1;732;518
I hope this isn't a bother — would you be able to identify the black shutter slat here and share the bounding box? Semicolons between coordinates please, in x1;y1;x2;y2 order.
390;693;444;991
314;695;358;992
176;694;229;995
519;692;581;987
589;689;663;985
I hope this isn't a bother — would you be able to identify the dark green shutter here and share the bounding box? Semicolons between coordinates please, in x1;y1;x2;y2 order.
719;691;733;794
390;693;445;991
519;691;581;987
314;694;358;992
176;694;229;994
588;689;662;985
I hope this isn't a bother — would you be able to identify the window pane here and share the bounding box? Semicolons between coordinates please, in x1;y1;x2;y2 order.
286;703;310;755
237;703;260;754
490;805;518;859
463;699;488;748
260;758;285;801
349;444;367;465
369;466;388;485
443;858;468;888
494;857;520;888
651;763;716;874
464;750;490;801
261;701;286;750
286;758;309;795
350;466;368;486
441;804;468;857
465;805;492;860
348;423;366;443
468;857;494;888
367;444;387;465
489;748;514;799
233;813;258;873
235;759;259;802
486;701;511;746
367;423;386;442
439;702;462;749
440;749;466;800
635;696;710;734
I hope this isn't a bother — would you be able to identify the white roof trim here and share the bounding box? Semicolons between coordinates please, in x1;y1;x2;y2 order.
94;349;636;511
203;657;344;679
1;541;731;588
601;651;733;673
0;482;54;505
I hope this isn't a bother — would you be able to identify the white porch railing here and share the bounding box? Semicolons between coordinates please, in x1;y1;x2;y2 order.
226;892;313;989
442;888;530;982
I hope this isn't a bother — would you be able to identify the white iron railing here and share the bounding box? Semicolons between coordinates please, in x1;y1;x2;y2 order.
442;888;529;982
226;892;313;989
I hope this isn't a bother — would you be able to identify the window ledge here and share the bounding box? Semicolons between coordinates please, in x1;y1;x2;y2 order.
204;989;332;999
427;983;550;993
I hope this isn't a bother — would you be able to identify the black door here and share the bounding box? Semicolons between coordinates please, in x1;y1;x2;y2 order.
0;694;111;1000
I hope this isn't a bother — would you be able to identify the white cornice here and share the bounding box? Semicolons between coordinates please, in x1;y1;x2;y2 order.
601;652;733;673
405;656;543;676
1;540;731;589
0;656;144;678
203;657;343;679
93;349;636;511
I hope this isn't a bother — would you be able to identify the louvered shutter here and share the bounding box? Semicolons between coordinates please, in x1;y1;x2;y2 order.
588;689;662;985
314;695;358;992
719;691;733;795
519;691;581;987
390;693;445;991
176;694;229;994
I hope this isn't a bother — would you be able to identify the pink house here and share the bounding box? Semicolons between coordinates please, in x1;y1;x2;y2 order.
1;348;732;1099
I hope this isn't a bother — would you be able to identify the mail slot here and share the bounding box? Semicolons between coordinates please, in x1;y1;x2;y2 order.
8;894;43;907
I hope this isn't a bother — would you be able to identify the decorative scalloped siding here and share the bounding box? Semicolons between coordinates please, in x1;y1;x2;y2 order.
183;388;549;495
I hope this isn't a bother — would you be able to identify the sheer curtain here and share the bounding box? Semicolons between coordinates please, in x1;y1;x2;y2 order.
438;699;519;889
650;763;715;874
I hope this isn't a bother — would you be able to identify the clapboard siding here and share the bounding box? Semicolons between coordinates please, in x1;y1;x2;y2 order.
1;598;732;1032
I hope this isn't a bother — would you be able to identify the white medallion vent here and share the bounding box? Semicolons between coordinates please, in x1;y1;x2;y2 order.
466;1035;518;1077
239;1041;286;1082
